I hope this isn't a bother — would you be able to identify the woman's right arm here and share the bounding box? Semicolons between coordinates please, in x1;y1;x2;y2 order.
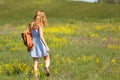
38;26;50;52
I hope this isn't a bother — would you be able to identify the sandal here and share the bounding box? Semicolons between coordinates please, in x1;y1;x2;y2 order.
45;67;50;77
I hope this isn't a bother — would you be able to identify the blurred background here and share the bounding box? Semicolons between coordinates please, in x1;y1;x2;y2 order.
0;0;120;26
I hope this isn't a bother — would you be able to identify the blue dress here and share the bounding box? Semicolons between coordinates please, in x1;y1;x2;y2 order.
29;29;48;58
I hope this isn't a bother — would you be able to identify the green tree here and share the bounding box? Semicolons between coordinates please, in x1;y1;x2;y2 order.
98;0;120;4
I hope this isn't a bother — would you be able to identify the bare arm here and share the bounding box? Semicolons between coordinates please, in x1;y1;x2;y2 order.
38;26;50;52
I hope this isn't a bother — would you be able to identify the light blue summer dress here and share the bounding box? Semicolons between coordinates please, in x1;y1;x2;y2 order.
29;29;48;58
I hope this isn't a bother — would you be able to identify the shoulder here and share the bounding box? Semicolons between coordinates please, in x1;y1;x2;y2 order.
38;26;43;31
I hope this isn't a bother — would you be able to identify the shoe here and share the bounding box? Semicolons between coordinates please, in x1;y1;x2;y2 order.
45;67;50;77
46;72;50;77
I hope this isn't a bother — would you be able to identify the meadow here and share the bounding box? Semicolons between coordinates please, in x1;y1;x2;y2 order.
0;21;120;80
0;0;120;80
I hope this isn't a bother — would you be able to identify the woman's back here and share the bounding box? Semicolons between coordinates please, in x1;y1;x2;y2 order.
31;30;39;38
29;21;41;38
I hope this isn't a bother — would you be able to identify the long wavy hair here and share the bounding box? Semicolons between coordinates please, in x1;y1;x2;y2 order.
34;10;47;26
29;10;47;30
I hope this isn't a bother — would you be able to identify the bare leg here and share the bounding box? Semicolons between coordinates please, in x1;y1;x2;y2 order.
44;54;50;76
33;57;39;80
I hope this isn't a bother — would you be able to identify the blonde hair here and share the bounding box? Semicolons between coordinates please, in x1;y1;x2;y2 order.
34;10;47;26
29;10;47;30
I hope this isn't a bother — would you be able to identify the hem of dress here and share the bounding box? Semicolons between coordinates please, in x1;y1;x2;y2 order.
30;53;49;58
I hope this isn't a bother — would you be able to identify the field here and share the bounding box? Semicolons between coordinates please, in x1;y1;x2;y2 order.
0;0;120;80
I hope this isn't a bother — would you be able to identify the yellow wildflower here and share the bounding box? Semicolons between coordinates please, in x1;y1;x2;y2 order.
108;44;119;49
66;57;73;63
96;26;103;30
4;64;14;74
96;58;100;63
83;55;87;62
77;57;80;61
39;63;44;68
38;71;41;77
90;32;98;38
62;57;65;63
0;66;3;74
88;56;94;61
18;63;27;72
111;59;116;63
54;68;58;74
10;47;18;51
102;37;107;41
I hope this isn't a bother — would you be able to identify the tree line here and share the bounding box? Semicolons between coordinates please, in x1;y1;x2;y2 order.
98;0;120;4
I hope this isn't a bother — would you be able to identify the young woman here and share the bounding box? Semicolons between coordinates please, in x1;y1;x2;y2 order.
28;10;50;80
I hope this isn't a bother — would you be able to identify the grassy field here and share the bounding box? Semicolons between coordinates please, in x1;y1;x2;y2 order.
1;0;120;25
0;0;120;80
0;22;120;80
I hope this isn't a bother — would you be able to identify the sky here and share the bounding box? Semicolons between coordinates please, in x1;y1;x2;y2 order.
71;0;98;2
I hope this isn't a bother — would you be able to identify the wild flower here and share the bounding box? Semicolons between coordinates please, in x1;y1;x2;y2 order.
101;37;107;41
39;63;44;68
0;65;3;74
66;57;73;63
4;38;11;43
82;55;87;62
89;32;98;38
54;68;58;74
96;58;100;63
10;47;18;51
62;57;65;63
77;57;80;61
18;63;27;72
87;56;94;61
50;36;67;48
96;26;103;30
118;27;120;31
44;26;73;34
37;71;41;77
108;44;120;49
4;64;14;75
111;59;116;63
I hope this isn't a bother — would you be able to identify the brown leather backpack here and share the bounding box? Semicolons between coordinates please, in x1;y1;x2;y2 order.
21;28;34;51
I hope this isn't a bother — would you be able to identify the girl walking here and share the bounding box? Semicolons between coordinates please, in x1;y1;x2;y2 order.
28;10;50;80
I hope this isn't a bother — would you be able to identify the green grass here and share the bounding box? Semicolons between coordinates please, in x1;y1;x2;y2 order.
0;0;120;80
0;22;120;80
1;0;120;26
